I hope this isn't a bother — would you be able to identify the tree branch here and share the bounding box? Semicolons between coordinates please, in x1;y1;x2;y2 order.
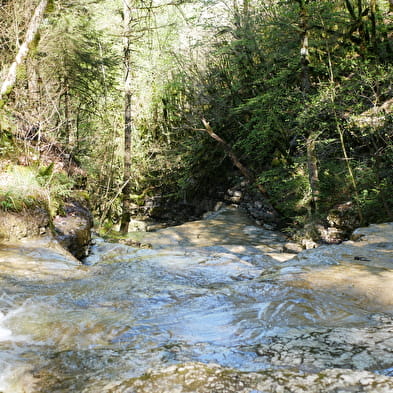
0;0;49;102
201;118;278;217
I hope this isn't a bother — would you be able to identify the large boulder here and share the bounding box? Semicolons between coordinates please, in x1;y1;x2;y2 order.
53;197;93;260
0;206;51;241
0;196;93;260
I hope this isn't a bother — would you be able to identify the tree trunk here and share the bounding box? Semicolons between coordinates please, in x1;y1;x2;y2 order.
120;0;133;234
298;0;310;94
369;0;377;50
297;0;320;215
0;0;48;102
306;133;320;213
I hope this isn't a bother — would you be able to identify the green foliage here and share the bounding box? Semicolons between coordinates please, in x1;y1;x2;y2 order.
46;0;55;13
38;162;55;181
0;129;15;157
257;162;311;222
120;0;393;229
0;165;74;215
0;166;49;213
2;0;392;231
0;193;16;211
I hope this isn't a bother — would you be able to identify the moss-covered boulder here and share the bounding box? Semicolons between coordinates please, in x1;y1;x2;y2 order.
53;196;93;260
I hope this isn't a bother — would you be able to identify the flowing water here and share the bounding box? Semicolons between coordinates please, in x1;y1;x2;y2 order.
1;207;393;392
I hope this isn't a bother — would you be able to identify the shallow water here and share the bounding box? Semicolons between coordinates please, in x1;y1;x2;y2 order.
0;209;393;392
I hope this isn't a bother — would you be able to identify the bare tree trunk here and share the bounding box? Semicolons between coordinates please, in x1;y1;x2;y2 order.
0;0;49;101
298;0;310;93
306;134;320;213
297;0;320;215
120;0;133;234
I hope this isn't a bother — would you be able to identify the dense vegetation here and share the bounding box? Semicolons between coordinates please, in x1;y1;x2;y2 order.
0;0;392;237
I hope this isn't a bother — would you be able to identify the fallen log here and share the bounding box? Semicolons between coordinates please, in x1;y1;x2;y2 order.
201;118;279;217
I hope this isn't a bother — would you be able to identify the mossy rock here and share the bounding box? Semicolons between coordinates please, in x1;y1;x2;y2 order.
53;197;93;259
0;205;51;241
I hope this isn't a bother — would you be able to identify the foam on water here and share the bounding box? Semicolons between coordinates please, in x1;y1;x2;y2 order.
0;362;36;393
0;311;12;341
0;307;37;393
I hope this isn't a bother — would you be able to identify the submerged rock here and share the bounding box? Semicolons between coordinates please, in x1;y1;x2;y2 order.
256;314;393;371
103;362;393;393
1;211;393;393
0;236;85;280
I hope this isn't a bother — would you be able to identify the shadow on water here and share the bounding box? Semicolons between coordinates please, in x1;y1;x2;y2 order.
0;212;393;392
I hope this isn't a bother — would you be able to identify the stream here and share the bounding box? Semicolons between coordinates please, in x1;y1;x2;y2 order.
1;207;393;392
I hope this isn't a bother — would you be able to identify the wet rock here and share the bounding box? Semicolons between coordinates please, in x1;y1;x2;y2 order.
226;188;243;203
0;236;83;280
53;197;93;260
283;242;303;253
223;180;280;226
317;225;345;244
256;316;393;372
288;223;393;309
327;202;361;238
351;222;393;243
301;238;318;249
103;362;393;393
126;206;288;251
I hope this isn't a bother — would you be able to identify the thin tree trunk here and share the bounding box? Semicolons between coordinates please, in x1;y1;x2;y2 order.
306;133;320;213
120;0;133;234
335;115;363;223
0;0;48;101
297;0;320;215
369;0;377;50
299;0;310;94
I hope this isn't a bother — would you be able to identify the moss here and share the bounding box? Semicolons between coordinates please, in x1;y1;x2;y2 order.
0;165;74;217
0;192;48;213
73;190;90;203
45;0;55;13
0;204;51;241
28;32;41;56
1;85;13;99
15;64;27;82
0;130;15;158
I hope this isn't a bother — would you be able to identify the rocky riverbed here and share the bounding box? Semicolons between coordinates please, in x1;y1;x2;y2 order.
0;207;392;392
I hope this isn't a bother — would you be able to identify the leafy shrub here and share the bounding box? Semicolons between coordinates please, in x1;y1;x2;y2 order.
257;161;311;223
0;166;49;210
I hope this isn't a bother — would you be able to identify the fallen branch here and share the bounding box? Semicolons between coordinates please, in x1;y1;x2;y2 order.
350;97;393;128
201;118;278;216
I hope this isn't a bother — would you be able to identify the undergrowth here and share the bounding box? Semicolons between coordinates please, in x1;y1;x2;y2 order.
0;164;74;215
